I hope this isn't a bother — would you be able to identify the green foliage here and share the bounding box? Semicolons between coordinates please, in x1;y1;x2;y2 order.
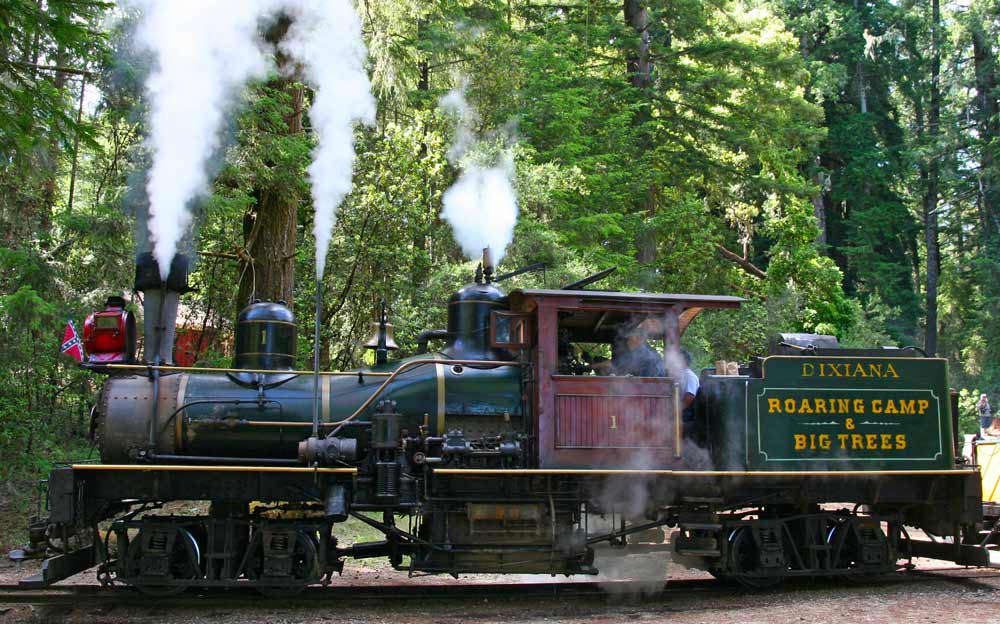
0;279;95;481
957;389;984;437
0;0;111;238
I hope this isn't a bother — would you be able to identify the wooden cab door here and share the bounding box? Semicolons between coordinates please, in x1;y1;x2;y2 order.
530;297;683;469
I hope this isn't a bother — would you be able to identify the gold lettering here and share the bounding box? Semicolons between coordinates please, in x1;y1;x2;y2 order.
895;434;907;450
768;398;782;413
803;360;902;379
872;399;883;414
853;399;866;414
884;400;898;415
880;433;893;449
845;417;855;430
918;399;929;414
794;434;807;450
838;434;849;449
836;399;850;413
900;400;915;415
815;399;828;414
866;433;878;450
819;434;832;450
799;399;814;414
784;398;797;413
851;434;864;449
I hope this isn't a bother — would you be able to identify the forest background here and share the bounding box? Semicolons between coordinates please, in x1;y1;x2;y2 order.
0;0;998;544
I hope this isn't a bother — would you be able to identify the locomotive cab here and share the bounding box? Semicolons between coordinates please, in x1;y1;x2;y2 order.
505;289;743;469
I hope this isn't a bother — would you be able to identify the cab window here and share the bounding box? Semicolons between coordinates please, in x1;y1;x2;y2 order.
491;311;531;349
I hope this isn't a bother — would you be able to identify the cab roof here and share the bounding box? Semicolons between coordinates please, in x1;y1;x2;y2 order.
507;289;744;340
508;289;744;308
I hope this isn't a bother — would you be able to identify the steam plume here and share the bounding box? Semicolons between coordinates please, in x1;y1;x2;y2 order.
279;0;375;280
439;86;519;264
132;0;374;281
133;0;272;279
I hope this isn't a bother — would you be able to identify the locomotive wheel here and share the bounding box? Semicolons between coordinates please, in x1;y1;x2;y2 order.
246;530;321;597
826;521;890;582
727;527;784;589
123;528;201;597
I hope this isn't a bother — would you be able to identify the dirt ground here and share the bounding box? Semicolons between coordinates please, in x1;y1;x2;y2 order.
3;553;1000;624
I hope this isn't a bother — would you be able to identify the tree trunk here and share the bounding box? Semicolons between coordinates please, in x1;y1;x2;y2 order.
39;54;70;230
972;22;1000;252
811;156;827;247
66;75;87;213
27;39;70;241
623;0;651;92
623;0;657;265
236;16;304;308
857;62;867;113
923;0;941;357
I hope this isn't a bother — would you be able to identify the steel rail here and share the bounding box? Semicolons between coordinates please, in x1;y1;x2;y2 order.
2;567;999;606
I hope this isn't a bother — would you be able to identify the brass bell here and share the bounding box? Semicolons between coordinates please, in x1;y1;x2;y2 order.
364;322;399;351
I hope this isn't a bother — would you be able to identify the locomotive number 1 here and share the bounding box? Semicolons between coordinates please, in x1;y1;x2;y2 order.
610;415;618;430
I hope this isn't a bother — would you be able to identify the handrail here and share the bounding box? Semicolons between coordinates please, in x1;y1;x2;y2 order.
196;420;369;428
102;363;392;377
326;357;523;437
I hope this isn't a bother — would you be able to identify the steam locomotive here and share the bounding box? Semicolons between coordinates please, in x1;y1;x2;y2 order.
10;249;989;594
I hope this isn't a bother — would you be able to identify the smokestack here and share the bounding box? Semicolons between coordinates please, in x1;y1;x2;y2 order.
134;252;190;365
482;247;494;283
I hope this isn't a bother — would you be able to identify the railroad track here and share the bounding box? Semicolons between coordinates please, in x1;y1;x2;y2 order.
2;567;999;608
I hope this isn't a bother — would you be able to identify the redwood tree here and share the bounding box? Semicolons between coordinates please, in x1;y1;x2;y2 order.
236;15;306;309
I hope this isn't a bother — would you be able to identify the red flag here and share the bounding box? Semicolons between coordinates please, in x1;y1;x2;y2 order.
61;319;84;362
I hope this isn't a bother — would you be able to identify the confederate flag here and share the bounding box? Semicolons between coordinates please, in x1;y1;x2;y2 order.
60;319;84;362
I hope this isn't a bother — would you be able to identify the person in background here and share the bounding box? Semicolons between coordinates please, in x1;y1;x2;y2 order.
979;394;993;439
680;349;700;417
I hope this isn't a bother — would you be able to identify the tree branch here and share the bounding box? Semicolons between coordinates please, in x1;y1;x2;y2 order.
199;250;240;260
716;243;766;279
10;61;95;77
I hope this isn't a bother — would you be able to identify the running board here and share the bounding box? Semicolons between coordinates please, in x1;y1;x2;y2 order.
908;540;993;567
18;545;96;588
